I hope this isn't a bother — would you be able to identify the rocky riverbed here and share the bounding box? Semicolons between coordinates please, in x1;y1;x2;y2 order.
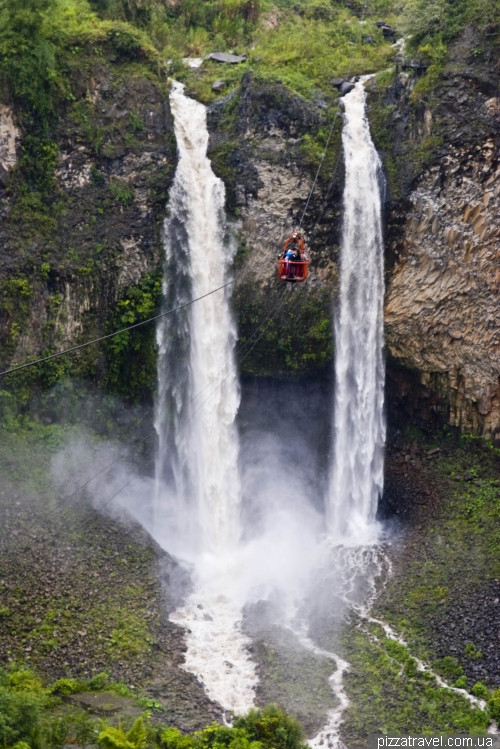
0;422;222;730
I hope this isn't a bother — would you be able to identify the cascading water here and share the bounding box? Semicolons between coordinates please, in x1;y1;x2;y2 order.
154;81;241;558
328;79;386;542
154;81;257;714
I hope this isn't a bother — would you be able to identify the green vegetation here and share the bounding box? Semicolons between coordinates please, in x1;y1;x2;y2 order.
160;707;306;749
341;624;490;748
235;283;333;378
104;272;162;401
0;669;306;749
399;0;500;100
372;429;500;692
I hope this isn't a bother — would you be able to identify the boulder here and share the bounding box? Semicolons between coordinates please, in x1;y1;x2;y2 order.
212;80;226;92
314;96;328;109
381;24;396;38
375;20;386;27
363;35;375;44
209;52;246;64
330;78;344;89
340;81;355;96
0;163;9;188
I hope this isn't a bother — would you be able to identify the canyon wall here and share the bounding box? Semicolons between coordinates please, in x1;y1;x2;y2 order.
1;25;499;438
376;26;500;440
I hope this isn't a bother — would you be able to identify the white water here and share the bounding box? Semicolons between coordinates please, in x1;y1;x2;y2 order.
155;81;241;558
304;80;387;746
155;82;257;712
328;80;386;542
154;78;388;727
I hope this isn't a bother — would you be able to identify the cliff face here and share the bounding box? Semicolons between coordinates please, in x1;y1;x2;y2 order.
207;73;340;379
1;26;499;436
0;49;176;401
375;26;500;440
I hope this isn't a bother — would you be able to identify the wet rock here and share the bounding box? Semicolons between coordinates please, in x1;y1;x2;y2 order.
209;52;246;64
212;80;226;92
330;78;344;89
340;82;356;96
380;24;396;38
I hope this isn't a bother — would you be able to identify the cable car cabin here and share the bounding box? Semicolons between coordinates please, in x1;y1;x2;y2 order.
278;258;309;282
277;232;310;283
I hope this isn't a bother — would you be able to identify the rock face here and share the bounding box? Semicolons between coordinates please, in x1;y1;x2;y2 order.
373;26;500;440
206;73;339;378
385;143;500;439
0;105;19;187
0;55;176;389
1;25;499;435
208;72;326;277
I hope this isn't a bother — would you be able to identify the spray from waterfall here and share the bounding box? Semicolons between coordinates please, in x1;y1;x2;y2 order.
154;81;241;559
328;80;386;542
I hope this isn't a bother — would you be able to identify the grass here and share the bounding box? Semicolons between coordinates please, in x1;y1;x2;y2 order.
341;623;490;749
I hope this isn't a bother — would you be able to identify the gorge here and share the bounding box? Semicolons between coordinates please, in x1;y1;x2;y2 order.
0;0;500;746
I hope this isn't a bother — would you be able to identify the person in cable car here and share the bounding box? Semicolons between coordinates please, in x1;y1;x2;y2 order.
278;230;310;282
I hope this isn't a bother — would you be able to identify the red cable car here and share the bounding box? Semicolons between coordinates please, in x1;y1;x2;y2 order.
277;231;310;283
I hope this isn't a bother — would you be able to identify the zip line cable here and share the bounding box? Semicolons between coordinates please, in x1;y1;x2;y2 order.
298;0;369;234
298;113;342;231
0;9;370;380
0;287;287;548
0;279;237;378
0;288;290;602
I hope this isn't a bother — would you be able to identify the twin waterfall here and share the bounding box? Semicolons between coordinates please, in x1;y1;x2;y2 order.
328;81;386;542
153;79;385;717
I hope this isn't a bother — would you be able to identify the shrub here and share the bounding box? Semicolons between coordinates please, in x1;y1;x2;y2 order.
471;682;488;699
50;678;81;696
0;684;43;747
464;643;483;660
234;705;307;749
161;727;196;749
489;688;500;721
385;640;410;663
98;717;147;749
404;658;418;677
8;669;45;694
433;656;463;680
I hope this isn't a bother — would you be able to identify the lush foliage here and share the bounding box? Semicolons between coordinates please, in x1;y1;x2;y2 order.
235;282;333;378
104;272;162;401
341;624;491;743
0;668;304;749
160;707;306;749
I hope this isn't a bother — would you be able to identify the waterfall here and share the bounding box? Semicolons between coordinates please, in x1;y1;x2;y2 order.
154;82;257;713
328;80;386;541
154;81;241;557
